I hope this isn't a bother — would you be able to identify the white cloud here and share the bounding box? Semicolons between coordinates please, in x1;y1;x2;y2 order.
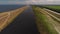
0;0;60;5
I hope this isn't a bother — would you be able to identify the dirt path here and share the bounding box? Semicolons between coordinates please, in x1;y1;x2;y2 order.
0;6;28;31
0;6;39;34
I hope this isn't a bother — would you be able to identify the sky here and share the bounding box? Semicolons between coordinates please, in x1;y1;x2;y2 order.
0;0;60;5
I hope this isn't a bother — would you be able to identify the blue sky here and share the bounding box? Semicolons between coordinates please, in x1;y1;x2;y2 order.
0;0;29;4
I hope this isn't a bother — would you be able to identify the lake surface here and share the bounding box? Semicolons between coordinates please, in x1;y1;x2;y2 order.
0;5;25;12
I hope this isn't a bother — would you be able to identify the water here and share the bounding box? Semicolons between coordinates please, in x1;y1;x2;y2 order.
0;5;25;12
0;6;39;34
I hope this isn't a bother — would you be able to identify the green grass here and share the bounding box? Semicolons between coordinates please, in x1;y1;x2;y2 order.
44;5;60;10
32;6;58;34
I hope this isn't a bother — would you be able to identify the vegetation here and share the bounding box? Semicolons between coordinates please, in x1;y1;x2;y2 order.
44;5;60;10
32;6;58;34
33;5;60;13
43;5;60;13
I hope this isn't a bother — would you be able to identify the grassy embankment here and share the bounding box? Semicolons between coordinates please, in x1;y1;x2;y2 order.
32;6;58;34
43;5;60;13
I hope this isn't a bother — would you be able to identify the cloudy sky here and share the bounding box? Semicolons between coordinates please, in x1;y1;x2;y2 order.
0;0;60;5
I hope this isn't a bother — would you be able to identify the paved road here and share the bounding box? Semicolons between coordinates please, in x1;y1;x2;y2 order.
0;6;40;34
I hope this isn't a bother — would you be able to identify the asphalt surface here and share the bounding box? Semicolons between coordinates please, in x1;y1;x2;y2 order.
0;7;40;34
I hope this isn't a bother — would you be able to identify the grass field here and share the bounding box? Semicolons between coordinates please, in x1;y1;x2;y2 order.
32;6;58;34
44;5;60;10
42;5;60;13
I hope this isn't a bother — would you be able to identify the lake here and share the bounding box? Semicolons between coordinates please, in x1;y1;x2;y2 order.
0;5;25;12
